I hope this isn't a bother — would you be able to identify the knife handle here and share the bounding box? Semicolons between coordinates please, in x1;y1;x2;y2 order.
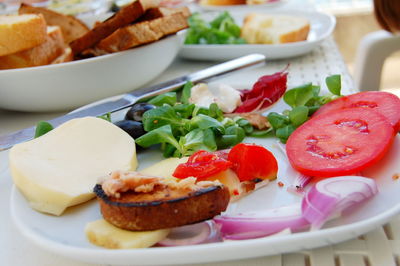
129;53;266;101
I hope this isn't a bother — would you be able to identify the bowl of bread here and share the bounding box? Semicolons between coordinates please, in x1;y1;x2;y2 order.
180;9;335;61
0;0;190;112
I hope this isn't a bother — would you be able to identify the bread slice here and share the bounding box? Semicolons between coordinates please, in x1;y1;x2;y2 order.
96;12;188;53
70;0;160;55
0;14;47;56
51;47;73;64
0;26;65;69
241;13;310;44
139;6;191;21
94;174;230;231
18;3;89;44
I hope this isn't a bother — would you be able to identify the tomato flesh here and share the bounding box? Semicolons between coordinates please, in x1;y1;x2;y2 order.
173;150;232;180
228;143;278;182
287;108;395;177
313;91;400;132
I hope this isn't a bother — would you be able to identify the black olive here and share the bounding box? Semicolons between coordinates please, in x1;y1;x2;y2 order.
125;103;155;122
114;120;146;139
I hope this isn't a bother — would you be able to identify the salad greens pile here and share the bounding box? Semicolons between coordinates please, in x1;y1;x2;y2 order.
34;73;344;156
267;75;342;143
184;11;246;45
135;82;254;158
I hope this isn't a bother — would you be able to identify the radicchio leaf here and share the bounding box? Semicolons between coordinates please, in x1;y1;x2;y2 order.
234;70;288;113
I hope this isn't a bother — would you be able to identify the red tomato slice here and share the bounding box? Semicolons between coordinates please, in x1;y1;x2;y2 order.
173;150;232;180
287;108;395;177
227;143;278;182
313;91;400;132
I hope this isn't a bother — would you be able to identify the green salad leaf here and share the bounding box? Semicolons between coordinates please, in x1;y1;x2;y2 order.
136;81;255;158
184;11;246;45
148;92;177;106
34;121;54;138
269;74;343;143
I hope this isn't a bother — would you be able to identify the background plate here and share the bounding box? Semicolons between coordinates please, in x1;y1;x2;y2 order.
197;0;288;11
179;9;336;61
8;76;400;265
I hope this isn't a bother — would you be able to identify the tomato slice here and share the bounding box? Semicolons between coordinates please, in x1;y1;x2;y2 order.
287;108;395;177
227;143;278;182
173;150;232;180
313;91;400;132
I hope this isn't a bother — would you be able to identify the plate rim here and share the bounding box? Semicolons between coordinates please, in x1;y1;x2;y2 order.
10;184;400;264
197;0;289;10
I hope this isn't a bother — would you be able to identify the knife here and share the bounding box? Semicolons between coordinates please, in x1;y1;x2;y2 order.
0;54;266;151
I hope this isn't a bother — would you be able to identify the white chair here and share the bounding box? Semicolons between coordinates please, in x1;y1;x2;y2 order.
353;30;400;91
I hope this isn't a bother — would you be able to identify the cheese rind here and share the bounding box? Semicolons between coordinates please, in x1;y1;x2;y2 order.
10;117;137;216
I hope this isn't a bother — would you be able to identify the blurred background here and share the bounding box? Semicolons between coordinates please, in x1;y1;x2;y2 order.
0;0;397;94
311;0;399;96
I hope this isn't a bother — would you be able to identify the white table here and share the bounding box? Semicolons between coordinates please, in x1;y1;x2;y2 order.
1;38;399;266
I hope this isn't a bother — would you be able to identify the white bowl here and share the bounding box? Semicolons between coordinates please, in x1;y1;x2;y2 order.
0;32;183;112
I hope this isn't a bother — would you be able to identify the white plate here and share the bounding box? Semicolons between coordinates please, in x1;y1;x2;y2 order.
197;0;288;11
179;9;336;61
8;84;400;265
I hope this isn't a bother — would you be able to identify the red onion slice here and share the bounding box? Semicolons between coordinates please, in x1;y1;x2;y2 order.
214;203;310;240
302;176;378;230
157;221;222;247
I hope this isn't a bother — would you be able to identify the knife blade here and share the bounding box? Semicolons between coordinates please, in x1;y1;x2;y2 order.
0;54;266;151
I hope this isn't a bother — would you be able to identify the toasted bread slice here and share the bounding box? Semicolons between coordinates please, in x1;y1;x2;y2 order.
0;14;47;57
241;13;310;44
51;47;73;64
0;26;65;69
94;173;230;231
139;6;191;21
96;12;187;53
18;3;89;44
70;0;160;55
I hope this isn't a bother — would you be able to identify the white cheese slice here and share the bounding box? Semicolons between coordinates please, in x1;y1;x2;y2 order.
140;157;188;178
85;219;170;249
9;117;137;216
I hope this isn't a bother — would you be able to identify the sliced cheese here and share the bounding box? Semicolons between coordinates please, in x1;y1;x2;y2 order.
9;117;137;216
85;219;170;249
140;157;188;178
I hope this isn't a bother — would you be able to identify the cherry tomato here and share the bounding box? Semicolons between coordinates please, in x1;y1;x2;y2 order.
227;143;278;182
173;150;232;180
287;108;395;177
313;91;400;132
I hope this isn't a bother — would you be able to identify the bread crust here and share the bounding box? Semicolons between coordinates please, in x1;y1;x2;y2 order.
139;6;191;21
96;12;188;53
0;14;47;56
94;183;230;231
18;3;89;44
0;26;65;69
279;23;310;43
70;0;159;55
